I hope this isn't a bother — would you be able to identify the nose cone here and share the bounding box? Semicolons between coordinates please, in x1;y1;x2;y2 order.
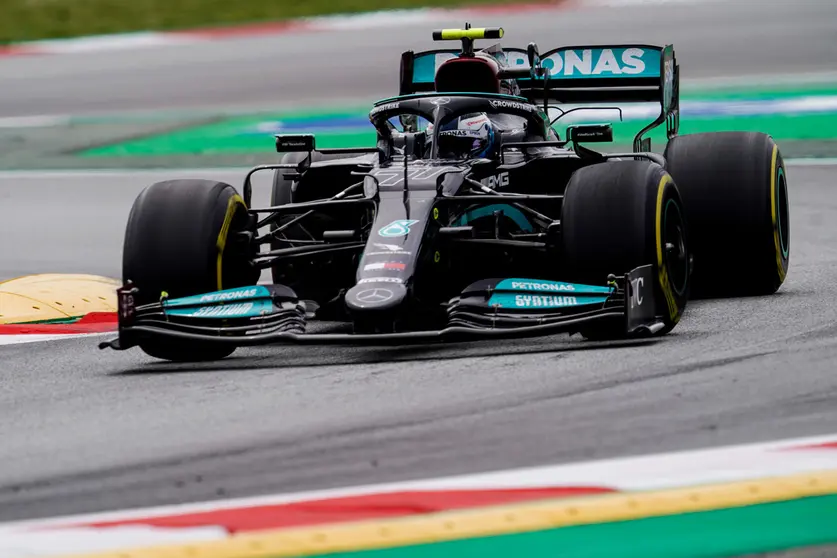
345;282;408;312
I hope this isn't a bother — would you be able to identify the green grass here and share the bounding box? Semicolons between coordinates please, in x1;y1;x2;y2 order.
0;0;529;44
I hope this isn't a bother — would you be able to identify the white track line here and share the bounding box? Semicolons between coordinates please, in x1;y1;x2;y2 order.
0;333;112;346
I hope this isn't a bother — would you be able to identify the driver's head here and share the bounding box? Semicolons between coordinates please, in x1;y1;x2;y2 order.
435;113;498;160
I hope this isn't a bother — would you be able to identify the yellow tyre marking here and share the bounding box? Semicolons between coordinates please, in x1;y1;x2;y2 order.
655;174;679;323
64;470;837;558
216;194;246;291
770;144;787;283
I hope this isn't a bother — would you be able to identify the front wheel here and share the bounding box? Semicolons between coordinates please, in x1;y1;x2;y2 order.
122;179;258;361
561;160;690;339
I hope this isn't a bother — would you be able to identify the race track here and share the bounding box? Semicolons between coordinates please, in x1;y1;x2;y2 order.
2;0;837;524
2;163;837;521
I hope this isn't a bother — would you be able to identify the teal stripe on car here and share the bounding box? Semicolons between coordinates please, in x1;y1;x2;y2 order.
454;204;533;232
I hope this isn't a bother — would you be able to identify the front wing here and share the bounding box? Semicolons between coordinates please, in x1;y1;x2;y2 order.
98;265;664;351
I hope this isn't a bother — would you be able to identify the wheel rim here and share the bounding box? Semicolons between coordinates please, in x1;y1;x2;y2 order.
664;198;689;297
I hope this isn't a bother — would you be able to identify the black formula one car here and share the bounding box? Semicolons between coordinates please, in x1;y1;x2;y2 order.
100;26;790;361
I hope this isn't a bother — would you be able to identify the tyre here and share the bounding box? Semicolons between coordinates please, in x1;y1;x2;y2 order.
664;132;789;297
122;179;258;361
561;160;689;339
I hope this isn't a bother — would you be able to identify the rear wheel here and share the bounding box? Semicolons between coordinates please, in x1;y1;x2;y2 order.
122;179;258;361
561;160;689;339
664;132;789;297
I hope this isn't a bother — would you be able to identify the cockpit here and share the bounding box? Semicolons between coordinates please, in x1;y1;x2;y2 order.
384;40;559;160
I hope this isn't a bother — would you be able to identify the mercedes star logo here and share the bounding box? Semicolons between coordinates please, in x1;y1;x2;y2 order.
355;288;394;304
430;97;451;105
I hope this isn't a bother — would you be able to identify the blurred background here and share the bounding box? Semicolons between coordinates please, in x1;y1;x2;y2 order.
1;0;836;171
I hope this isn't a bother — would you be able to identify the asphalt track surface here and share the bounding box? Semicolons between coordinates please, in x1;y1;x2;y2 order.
2;163;837;521
2;0;837;523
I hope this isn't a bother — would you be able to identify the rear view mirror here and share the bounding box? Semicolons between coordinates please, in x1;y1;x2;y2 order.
527;42;544;78
567;124;613;143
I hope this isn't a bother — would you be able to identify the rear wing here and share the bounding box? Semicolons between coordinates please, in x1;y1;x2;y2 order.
399;43;679;151
520;44;679;151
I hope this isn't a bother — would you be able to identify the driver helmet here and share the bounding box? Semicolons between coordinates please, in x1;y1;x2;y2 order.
433;113;498;159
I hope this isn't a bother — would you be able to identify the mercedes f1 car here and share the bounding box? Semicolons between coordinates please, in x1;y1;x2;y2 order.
100;26;791;361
